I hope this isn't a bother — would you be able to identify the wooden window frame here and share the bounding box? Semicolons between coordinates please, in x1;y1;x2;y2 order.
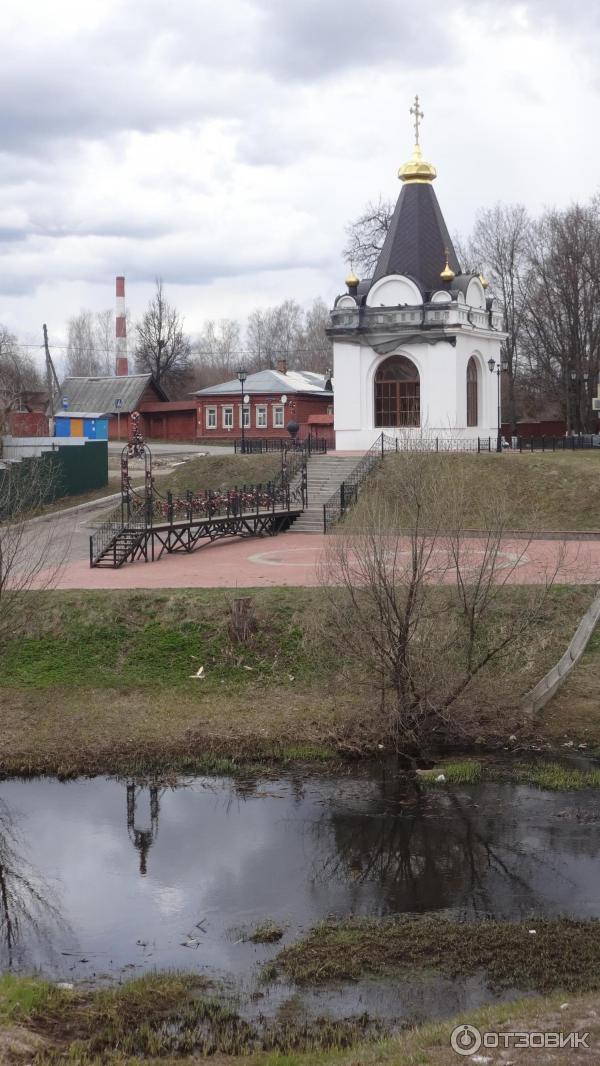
374;356;420;428
467;357;478;428
273;405;285;428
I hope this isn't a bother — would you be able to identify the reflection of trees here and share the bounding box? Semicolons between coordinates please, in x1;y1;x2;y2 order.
0;798;63;968
126;784;161;876
313;777;564;919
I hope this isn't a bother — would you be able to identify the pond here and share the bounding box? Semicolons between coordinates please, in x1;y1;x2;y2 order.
1;767;600;1025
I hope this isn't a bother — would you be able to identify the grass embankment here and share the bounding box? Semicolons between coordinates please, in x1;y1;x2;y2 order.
0;585;596;777
1;972;598;1065
157;453;281;494
364;450;600;531
275;916;600;992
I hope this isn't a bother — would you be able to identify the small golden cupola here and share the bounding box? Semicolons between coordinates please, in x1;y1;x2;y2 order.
440;248;455;282
398;94;437;184
479;273;489;290
345;267;360;291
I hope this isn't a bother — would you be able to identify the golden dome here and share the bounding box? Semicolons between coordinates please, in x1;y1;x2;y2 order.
345;269;360;288
440;248;455;282
398;143;437;184
479;273;489;290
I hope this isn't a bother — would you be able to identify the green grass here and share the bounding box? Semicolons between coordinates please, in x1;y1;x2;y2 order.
0;589;318;692
515;761;600;790
418;761;483;786
274;916;600;992
419;760;600;791
0;973;68;1022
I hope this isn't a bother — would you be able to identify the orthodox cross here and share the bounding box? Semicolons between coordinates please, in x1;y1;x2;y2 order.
410;94;424;145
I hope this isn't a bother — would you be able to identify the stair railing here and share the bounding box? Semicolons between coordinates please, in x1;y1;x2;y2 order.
323;432;397;533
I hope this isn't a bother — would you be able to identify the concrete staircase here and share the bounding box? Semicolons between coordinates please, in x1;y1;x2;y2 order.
291;454;360;533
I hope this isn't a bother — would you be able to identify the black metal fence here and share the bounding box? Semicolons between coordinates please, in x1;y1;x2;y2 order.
513;435;600;452
234;436;328;455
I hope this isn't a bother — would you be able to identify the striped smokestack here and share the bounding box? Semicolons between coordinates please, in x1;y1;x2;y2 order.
115;275;128;376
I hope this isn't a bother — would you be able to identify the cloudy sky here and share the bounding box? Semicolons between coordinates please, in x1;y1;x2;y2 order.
1;0;598;364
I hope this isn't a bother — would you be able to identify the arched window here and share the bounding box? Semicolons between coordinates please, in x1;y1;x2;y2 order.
466;357;478;427
375;355;420;428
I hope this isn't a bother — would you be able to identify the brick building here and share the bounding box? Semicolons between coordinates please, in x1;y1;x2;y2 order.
194;362;334;444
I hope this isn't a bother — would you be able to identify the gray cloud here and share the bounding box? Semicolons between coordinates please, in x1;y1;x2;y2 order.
253;0;454;79
0;0;598;331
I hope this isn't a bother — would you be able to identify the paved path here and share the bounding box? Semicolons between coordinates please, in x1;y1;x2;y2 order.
38;531;600;589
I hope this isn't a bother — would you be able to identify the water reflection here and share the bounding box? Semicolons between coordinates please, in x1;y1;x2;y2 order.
0;771;597;984
317;781;551;918
0;797;64;968
126;784;161;875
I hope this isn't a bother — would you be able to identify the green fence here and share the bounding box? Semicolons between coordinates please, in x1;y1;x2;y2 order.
0;441;108;518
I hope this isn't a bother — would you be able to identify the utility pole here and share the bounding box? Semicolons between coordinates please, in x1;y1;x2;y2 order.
43;324;61;432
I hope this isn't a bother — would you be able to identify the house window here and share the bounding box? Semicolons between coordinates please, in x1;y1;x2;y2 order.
223;406;233;429
273;405;285;428
240;405;250;428
205;407;217;429
256;405;267;428
375;355;420;428
467;356;478;427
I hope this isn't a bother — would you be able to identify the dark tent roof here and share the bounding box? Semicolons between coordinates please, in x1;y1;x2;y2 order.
372;182;461;294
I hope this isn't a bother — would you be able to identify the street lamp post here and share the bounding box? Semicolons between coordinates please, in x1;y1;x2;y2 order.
569;370;590;434
237;368;248;453
488;357;508;453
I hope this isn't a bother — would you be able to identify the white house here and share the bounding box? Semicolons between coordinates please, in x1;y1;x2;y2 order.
329;100;507;451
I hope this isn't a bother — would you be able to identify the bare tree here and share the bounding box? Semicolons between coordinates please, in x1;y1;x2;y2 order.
134;279;191;395
93;309;115;375
0;330;42;434
343;196;393;278
468;204;532;432
246;309;270;371
195;318;241;383
65;310;101;376
245;301;304;370
302;298;333;371
319;450;557;760
524;199;600;433
0;455;68;645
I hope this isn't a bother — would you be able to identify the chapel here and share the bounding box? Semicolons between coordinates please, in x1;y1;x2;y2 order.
329;97;506;451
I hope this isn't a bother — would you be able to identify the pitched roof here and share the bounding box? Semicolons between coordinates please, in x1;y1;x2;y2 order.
55;374;168;415
194;369;332;397
372;182;461;294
